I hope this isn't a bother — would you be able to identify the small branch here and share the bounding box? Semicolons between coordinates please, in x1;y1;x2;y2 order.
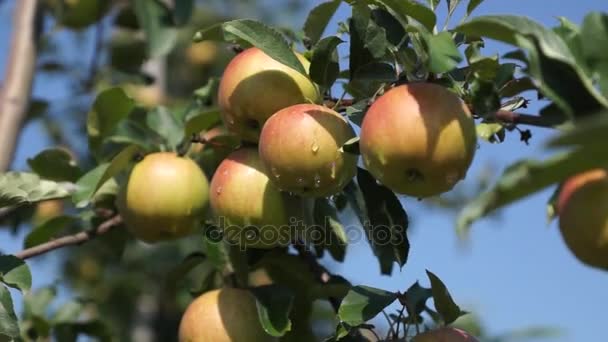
0;0;41;171
493;110;555;128
15;215;123;260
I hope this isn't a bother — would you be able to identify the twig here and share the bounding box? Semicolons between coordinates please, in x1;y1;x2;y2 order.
493;110;556;128
0;0;41;171
15;215;123;260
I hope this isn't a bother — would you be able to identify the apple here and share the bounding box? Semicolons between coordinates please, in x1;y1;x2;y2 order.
258;104;357;197
359;83;477;198
123;83;165;108
178;288;276;342
557;169;608;270
117;152;209;243
209;148;303;248
217;47;321;142
412;327;479;342
186;41;219;66
33;199;64;226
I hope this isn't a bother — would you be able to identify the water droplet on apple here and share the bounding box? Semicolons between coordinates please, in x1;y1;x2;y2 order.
313;174;322;188
297;177;304;184
375;179;383;186
330;162;337;179
311;142;319;154
215;186;222;195
223;170;228;176
271;167;281;180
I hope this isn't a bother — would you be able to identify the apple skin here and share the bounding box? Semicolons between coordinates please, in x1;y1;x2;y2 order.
117;152;209;243
412;327;480;342
33;200;64;226
557;169;608;270
259;104;357;197
178;288;276;342
209;148;303;249
359;83;477;198
218;47;321;142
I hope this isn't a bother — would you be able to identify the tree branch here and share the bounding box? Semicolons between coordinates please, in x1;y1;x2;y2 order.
0;0;41;171
493;110;556;128
15;215;123;260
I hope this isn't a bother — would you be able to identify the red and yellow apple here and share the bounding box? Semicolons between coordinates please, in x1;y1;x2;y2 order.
412;327;479;342
178;288;275;342
259;104;357;197
217;47;321;142
359;83;477;198
557;168;608;270
209;148;303;248
117;152;209;243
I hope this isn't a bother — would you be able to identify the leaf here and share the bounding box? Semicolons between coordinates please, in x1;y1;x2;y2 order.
426;270;464;325
547;112;608;148
310;36;343;89
377;0;437;32
53;300;84;324
202;226;229;271
221;19;306;75
476;122;505;143
71;163;110;208
466;0;484;17
24;216;76;248
356;168;409;275
348;62;396;99
0;255;31;292
92;145;141;199
338;285;397;326
455;15;608;117
349;4;376;81
0;285;19;339
403;281;432;318
0;172;71;208
164;252;206;291
184;109;222;138
133;0;178;57
457;144;607;236
87;87;135;154
303;0;342;45
371;8;406;47
427;31;463;73
27;148;82;182
24;286;56;318
251;285;294;337
54;320;111;342
446;0;461;24
581;12;608;95
339;137;360;155
173;0;194;26
146;107;184;149
314;198;348;243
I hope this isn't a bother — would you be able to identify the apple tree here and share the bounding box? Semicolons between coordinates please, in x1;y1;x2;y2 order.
0;0;606;341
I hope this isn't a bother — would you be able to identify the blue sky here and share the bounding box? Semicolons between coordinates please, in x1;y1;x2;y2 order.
1;1;607;341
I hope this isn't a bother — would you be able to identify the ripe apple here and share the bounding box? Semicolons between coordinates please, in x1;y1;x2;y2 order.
178;288;276;342
209;148;303;248
123;83;165;108
217;47;321;142
359;83;477;198
258;104;357;197
117;152;209;243
412;327;479;342
186;41;219;66
557;169;608;270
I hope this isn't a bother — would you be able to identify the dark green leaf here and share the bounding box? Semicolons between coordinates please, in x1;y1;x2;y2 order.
466;0;484;17
378;0;436;32
427;31;462;73
251;285;294;337
87;87;135;154
404;281;432;317
455;15;608;117
184;109;222;138
349;4;376;81
581;12;608;95
133;0;178;57
371;8;406;47
27;148;82;183
345;100;370;127
0;255;31;292
364;18;390;59
446;0;461;24
314;198;348;245
426;270;464;324
457;144;608;236
146;107;184;149
164;252;206;291
349;62;396;99
303;0;342;45
173;0;194;26
469;78;500;116
24;216;76;248
54;320;111;342
221;19;306;75
0;172;70;208
338;285;397;326
202;226;229;271
310;36;344;89
0;285;19;339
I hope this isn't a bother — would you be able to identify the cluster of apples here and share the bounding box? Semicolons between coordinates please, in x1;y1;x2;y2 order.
115;47;481;341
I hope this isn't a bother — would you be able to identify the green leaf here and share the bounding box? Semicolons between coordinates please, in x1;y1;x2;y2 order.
87;87;135;154
303;0;341;45
446;0;461;25
221;19;306;75
466;0;484;17
426;270;464;325
53;300;84;324
27;148;82;182
54;320;111;342
348;62;396;99
92;144;141;200
0;285;19;339
310;36;344;89
0;172;71;208
581;12;608;95
184;109;222;138
71;163;110;208
338;285;397;326
427;31;462;73
377;0;437;32
164;252;206;291
356;168;409;275
251;285;294;337
547;112;608;148
349;4;376;81
24;286;56;318
403;281;432;318
0;255;31;292
146;107;184;149
173;0;193;26
202;226;229;272
371;8;406;47
339;137;360;155
427;0;440;11
476;122;505;143
457;144;608;236
133;0;177;57
24;216;76;248
314;198;348;244
455;15;608;117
